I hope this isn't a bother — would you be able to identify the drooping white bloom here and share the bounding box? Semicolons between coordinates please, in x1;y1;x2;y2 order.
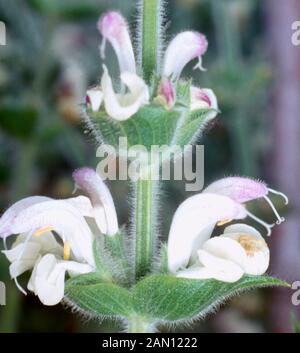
163;31;208;80
203;177;289;235
167;193;247;273
177;223;270;282
1;167;119;305
101;66;149;121
98;11;136;74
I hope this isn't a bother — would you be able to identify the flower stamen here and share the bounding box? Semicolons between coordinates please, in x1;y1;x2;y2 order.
217;219;232;226
246;210;274;236
268;188;289;205
63;241;71;261
263;195;285;225
33;226;54;237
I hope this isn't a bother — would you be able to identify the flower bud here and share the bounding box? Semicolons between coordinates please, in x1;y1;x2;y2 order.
163;31;208;80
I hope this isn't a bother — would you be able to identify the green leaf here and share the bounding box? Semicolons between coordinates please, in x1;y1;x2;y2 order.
89;105;180;150
133;274;289;322
65;273;133;318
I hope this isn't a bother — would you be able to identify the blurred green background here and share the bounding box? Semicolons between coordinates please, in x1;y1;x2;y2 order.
0;0;299;332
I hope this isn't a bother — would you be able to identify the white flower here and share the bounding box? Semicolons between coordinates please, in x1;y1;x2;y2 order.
163;31;208;80
178;223;270;283
1;168;119;305
168;177;287;283
167;193;247;273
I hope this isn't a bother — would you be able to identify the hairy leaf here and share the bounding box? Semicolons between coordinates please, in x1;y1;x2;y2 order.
132;274;289;322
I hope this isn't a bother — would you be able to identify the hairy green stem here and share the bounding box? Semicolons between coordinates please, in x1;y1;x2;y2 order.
140;0;163;82
134;176;158;280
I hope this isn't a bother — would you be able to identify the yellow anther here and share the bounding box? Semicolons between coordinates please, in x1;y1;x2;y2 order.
238;234;266;257
217;219;232;227
33;226;54;237
63;241;71;261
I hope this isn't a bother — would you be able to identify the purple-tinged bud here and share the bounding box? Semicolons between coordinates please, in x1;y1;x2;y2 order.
163;31;208;80
190;86;218;120
156;79;175;109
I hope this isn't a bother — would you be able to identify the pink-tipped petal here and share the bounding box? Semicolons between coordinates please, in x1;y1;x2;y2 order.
98;11;136;74
203;177;268;203
163;31;208;80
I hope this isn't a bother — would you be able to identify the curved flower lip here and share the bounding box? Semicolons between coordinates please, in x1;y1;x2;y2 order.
177;223;270;282
9;200;95;266
98;11;136;74
28;254;92;306
163;31;208;80
167;193;247;273
101;65;149;121
73;167;119;236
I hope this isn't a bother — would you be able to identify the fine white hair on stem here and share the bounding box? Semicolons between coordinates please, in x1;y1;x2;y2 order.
135;0;167;74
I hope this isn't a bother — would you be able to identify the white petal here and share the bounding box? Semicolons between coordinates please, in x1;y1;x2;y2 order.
30;254;93;306
222;224;270;275
86;88;103;112
198;250;244;282
163;31;208;80
73;167;118;236
202;237;247;268
2;242;41;263
10;200;94;266
98;11;136;74
65;196;94;218
101;66;149;121
242;251;269;275
223;223;263;239
177;266;217;279
167;193;247;273
0;196;50;238
32;255;65;305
